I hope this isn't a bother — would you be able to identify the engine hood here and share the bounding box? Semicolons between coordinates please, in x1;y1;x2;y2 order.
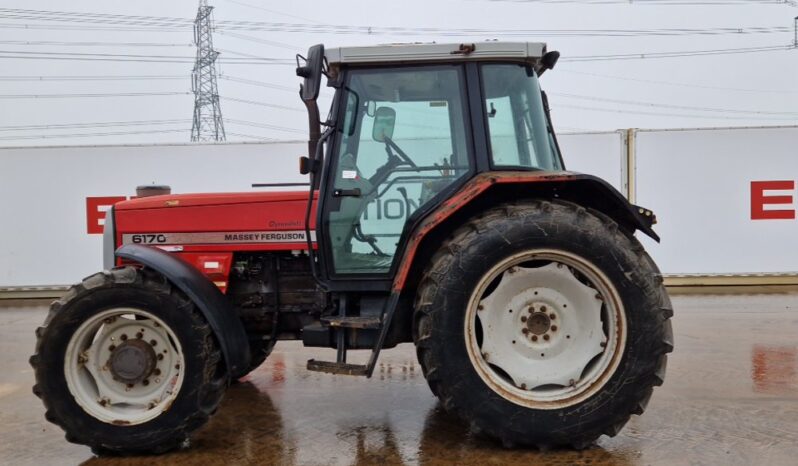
116;190;309;210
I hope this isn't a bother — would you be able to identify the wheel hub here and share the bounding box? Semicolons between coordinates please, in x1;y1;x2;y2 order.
526;311;551;335
108;339;157;385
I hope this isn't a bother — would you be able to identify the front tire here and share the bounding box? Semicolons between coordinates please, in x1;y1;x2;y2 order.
30;267;226;455
413;200;673;448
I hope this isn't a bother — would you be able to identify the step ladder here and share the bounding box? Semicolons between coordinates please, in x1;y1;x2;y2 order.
306;294;399;377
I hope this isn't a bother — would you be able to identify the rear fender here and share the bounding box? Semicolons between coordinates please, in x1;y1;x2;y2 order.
115;244;250;379
393;171;658;292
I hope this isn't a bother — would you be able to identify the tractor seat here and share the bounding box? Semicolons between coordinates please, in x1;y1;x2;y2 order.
335;252;394;274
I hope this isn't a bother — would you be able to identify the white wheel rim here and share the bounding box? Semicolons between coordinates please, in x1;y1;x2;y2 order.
64;307;185;425
465;249;626;409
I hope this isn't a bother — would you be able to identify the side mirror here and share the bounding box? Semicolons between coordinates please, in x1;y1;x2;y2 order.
299;155;322;175
537;50;560;76
297;44;324;102
372;107;396;142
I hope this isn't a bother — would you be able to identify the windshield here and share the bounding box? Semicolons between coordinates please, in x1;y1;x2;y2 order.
482;64;561;170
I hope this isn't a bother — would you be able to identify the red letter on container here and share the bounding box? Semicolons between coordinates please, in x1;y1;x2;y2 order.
750;181;795;220
86;196;127;234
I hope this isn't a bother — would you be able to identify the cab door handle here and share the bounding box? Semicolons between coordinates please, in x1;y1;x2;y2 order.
333;188;361;197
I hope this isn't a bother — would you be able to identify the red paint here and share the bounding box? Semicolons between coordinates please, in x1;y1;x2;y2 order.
175;252;233;293
113;190;318;285
750;181;795;220
86;196;127;234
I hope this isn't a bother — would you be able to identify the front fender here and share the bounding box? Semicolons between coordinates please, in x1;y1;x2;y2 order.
115;244;250;379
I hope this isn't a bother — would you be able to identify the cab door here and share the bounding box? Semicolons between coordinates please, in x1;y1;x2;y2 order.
319;64;475;281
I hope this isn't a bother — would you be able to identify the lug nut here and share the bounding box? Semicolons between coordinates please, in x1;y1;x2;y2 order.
543;334;550;341
522;328;529;334
531;335;538;342
150;339;157;346
108;345;116;351
540;305;547;312
549;313;556;320
154;368;161;376
120;334;128;341
521;316;527;323
157;354;164;361
142;379;150;386
136;332;143;339
551;325;558;332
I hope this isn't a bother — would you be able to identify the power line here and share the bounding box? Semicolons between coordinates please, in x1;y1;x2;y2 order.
216;31;299;50
226;131;277;141
220;75;295;91
553;103;798;120
223;0;322;24
561;44;794;61
0;75;186;81
0;119;190;132
0;49;293;64
488;0;796;5
222;96;304;112
556;69;798;94
0;39;192;47
226;119;305;133
0;92;191;99
551;92;798;115
0;8;793;37
0;129;188;141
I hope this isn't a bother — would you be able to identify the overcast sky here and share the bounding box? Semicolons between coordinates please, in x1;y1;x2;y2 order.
0;0;796;146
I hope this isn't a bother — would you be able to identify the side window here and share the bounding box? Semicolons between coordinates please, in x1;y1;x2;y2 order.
327;66;471;275
485;96;520;166
482;64;561;171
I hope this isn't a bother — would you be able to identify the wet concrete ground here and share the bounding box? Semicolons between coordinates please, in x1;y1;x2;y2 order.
2;291;798;465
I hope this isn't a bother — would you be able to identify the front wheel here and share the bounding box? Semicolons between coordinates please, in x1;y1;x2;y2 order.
413;200;673;448
30;267;226;455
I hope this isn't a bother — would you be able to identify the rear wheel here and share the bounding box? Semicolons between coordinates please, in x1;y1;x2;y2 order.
30;267;226;455
413;200;673;448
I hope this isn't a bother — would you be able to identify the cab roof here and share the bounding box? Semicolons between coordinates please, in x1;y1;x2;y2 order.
325;41;547;66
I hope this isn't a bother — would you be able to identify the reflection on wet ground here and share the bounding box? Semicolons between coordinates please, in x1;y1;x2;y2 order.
2;292;798;465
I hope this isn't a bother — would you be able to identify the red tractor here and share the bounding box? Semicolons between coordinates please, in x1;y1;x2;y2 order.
31;42;673;454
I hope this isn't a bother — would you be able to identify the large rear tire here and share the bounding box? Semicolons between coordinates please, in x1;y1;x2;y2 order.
30;267;227;455
413;200;673;448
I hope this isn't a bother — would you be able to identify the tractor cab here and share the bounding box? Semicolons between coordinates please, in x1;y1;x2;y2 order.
297;42;564;289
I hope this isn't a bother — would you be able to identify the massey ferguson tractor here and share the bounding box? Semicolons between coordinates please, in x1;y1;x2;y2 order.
31;42;673;454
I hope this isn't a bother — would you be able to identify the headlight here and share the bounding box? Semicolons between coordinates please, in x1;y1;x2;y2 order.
103;207;116;270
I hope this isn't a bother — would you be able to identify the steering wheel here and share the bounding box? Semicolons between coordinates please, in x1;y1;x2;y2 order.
384;136;418;168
